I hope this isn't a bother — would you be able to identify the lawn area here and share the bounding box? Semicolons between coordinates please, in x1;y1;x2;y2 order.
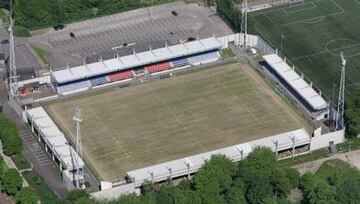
45;61;309;182
316;159;360;181
249;0;360;100
30;45;50;69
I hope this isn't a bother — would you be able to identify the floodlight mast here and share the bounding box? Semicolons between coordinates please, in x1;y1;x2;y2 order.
240;0;248;53
8;13;18;101
73;107;83;188
335;52;346;130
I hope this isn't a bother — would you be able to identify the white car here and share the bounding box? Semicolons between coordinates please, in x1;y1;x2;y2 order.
249;48;257;55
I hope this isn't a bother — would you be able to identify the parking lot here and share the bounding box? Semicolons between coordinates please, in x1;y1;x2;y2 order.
29;1;233;70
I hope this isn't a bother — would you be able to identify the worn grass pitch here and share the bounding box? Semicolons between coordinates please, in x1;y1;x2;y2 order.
250;0;360;99
45;62;309;182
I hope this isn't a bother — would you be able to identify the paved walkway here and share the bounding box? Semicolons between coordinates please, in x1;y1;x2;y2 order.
0;191;14;204
293;149;360;174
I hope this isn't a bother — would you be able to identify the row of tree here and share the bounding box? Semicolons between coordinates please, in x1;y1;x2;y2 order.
0;114;39;203
63;147;360;204
0;157;38;204
9;0;176;29
68;147;299;204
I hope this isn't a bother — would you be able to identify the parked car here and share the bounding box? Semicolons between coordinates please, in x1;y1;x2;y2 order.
70;32;76;38
187;37;196;42
1;39;9;44
171;11;178;16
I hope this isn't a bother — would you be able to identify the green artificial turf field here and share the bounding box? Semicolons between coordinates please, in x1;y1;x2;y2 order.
250;0;360;100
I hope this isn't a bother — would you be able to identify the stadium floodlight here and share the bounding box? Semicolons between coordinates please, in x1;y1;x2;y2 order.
336;52;346;130
240;0;248;52
8;12;18;101
73;107;84;189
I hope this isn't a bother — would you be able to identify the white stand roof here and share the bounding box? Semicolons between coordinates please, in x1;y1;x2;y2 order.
52;37;222;84
26;107;84;171
127;128;310;187
263;54;328;111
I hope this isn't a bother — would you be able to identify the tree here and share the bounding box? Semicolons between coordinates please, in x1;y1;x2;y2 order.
2;168;23;196
336;177;360;203
0;0;10;10
283;167;300;188
301;176;337;204
0;114;22;156
16;187;39;204
225;178;246;204
345;87;360;137
270;168;292;198
194;155;236;204
246;178;273;204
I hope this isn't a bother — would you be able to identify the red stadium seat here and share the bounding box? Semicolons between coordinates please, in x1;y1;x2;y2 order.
145;61;172;74
108;71;134;82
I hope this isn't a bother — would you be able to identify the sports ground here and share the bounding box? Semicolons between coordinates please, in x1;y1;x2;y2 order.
45;62;309;182
249;0;360;99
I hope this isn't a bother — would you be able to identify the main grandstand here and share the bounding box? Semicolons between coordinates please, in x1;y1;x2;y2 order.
50;37;221;95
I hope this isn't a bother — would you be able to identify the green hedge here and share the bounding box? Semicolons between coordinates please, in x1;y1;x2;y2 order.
0;114;22;156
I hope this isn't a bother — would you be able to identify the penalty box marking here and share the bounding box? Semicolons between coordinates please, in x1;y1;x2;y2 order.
261;0;345;27
282;2;318;15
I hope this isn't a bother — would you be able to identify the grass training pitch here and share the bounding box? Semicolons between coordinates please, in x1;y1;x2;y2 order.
45;62;309;182
250;0;360;99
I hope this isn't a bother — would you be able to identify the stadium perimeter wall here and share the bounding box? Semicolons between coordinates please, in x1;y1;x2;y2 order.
310;128;346;151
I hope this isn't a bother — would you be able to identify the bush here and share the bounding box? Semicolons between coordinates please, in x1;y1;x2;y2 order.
2;168;23;196
66;189;89;203
0;114;22;156
12;154;31;170
13;26;31;37
16;187;39;204
22;170;61;204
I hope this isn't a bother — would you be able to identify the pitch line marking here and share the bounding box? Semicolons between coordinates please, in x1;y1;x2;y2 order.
282;2;318;14
291;40;360;61
280;0;345;26
146;83;206;152
218;68;263;126
88;108;131;158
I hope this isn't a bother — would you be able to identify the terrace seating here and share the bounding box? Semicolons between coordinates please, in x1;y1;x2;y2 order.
146;61;172;74
108;70;134;82
188;52;220;65
90;76;108;86
171;58;189;68
57;80;90;93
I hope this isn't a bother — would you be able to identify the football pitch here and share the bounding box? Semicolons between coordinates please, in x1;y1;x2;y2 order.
45;62;309;182
249;0;360;99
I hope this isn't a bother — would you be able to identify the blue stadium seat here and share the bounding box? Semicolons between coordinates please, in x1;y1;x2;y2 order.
90;76;108;86
57;80;90;93
171;58;189;68
188;52;219;65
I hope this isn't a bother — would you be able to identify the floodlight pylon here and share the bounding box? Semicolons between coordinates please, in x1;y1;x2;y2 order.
335;52;346;130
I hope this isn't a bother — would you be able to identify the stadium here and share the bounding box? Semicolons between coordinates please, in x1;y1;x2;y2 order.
17;32;343;198
6;1;347;199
